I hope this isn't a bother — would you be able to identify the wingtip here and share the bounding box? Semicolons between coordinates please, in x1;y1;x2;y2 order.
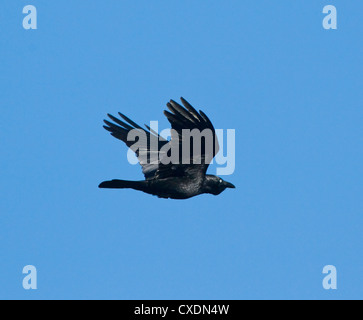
103;119;113;127
166;102;174;113
169;99;180;108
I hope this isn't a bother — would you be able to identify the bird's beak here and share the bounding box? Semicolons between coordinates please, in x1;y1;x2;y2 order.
224;181;236;189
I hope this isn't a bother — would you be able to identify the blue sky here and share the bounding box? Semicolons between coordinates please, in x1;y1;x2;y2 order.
0;1;362;300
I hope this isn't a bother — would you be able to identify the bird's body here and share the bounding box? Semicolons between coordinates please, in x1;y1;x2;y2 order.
148;176;204;199
99;98;235;199
101;176;203;199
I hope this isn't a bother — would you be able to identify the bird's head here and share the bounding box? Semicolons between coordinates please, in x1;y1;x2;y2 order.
203;175;236;195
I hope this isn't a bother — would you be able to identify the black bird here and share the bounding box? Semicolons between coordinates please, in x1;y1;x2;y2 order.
99;97;235;199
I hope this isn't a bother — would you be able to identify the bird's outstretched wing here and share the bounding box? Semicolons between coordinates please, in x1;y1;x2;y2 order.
103;98;219;180
103;113;168;180
155;97;219;179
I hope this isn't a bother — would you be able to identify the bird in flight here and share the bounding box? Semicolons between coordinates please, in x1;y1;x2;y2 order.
99;97;235;199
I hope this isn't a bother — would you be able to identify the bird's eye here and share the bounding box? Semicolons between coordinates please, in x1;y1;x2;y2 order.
219;179;223;184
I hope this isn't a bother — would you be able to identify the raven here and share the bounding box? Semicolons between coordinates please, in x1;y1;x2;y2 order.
99;97;235;199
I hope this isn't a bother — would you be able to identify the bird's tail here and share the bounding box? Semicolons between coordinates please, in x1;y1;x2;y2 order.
98;179;146;191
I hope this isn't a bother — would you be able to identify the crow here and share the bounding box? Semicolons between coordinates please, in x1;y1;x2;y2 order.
99;97;235;199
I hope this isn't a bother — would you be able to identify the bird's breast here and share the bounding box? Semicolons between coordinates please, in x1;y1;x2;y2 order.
149;177;203;199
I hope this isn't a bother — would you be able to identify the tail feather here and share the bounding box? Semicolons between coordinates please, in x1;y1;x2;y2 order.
98;179;145;190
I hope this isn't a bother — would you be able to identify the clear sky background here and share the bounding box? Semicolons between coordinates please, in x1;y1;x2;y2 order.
0;1;362;300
